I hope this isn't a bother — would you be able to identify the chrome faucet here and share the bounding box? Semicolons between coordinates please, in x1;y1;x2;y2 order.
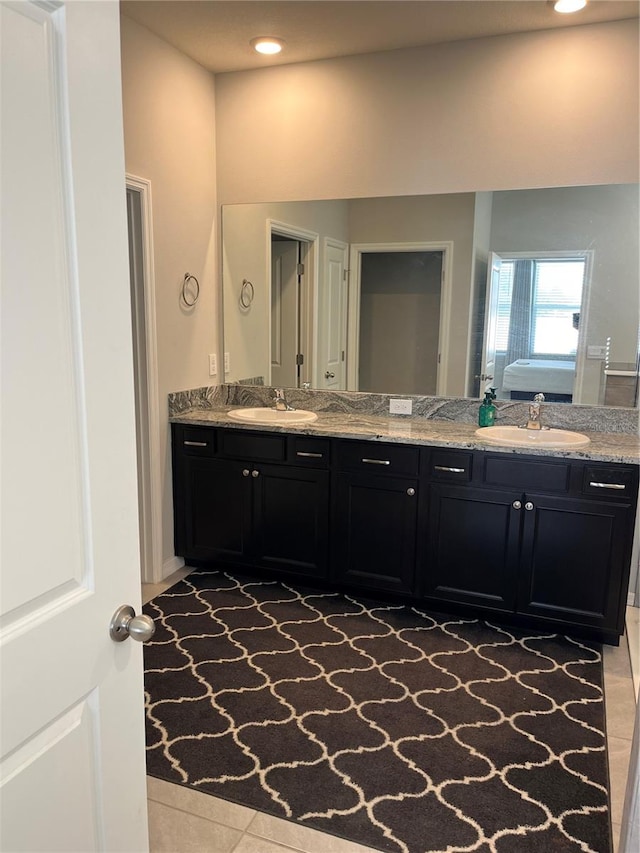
273;388;295;411
524;393;545;430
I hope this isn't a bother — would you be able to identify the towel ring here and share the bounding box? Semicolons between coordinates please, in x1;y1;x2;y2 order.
181;273;200;307
240;278;254;309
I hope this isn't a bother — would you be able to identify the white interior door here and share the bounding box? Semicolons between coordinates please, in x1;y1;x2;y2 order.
1;3;149;851
318;239;348;389
271;239;299;387
480;252;503;392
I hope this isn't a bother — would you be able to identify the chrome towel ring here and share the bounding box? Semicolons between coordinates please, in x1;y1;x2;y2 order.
181;273;200;307
240;278;254;308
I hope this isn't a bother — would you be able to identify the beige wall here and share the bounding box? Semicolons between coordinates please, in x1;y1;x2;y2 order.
120;16;218;570
215;20;639;205
223;200;349;384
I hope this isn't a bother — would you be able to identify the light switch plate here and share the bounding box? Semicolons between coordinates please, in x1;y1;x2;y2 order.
390;398;413;415
224;352;230;373
209;354;217;376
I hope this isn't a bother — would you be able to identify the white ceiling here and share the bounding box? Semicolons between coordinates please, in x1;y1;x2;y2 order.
120;0;639;75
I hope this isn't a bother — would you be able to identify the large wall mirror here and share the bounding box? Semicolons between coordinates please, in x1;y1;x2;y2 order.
222;184;639;407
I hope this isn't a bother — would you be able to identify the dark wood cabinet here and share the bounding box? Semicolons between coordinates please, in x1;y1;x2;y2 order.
517;493;633;632
172;422;638;643
253;463;329;577
331;439;419;594
181;455;250;561
422;484;521;612
172;425;329;579
419;451;638;641
333;472;418;594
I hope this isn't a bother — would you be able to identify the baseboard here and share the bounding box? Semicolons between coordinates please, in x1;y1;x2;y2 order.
162;555;185;581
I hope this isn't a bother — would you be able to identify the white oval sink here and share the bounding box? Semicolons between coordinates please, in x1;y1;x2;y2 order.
475;425;590;448
227;407;318;425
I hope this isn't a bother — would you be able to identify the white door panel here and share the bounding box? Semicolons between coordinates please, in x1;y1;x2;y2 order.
271;239;299;387
319;240;348;389
1;2;148;850
480;252;502;392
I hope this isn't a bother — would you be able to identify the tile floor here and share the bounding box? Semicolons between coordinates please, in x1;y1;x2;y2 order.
142;570;639;853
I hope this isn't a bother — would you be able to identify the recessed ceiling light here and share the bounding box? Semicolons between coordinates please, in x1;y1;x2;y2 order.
250;37;285;56
553;0;587;13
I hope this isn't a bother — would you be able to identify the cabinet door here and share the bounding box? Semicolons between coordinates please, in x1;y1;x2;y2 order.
333;472;418;594
422;484;521;612
181;456;251;562
517;494;632;633
252;464;330;579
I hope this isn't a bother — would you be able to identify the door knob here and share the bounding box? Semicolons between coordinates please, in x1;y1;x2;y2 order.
109;605;156;643
325;371;335;379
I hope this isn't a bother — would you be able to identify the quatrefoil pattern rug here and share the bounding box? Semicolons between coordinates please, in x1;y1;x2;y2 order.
143;570;611;853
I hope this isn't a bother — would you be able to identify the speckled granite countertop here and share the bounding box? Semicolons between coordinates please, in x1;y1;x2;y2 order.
170;407;640;465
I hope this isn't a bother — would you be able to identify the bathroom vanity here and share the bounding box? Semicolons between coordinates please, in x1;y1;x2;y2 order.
171;402;639;645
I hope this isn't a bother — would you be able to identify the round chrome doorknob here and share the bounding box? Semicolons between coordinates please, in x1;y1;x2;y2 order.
512;500;522;510
109;605;156;643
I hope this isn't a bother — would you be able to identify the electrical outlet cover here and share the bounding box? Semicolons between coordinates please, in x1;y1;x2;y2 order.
587;345;606;359
390;398;413;415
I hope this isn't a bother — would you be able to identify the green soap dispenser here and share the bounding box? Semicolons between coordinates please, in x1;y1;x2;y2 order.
478;388;497;427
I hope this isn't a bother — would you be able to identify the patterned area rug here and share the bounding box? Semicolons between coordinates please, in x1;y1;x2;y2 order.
143;570;612;853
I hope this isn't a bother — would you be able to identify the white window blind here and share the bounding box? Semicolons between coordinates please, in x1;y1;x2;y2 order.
495;261;514;351
495;257;585;358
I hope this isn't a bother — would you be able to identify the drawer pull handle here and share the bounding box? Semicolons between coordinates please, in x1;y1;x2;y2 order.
589;481;626;490
362;458;390;465
296;451;323;458
184;440;208;447
434;465;465;473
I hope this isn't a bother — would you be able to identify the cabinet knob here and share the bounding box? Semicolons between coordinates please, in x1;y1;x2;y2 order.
242;469;250;477
512;500;522;510
407;488;416;497
525;501;534;511
251;469;260;478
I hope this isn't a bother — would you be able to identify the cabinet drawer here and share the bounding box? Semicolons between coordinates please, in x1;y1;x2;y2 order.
336;440;419;476
482;455;570;493
288;436;331;468
582;465;638;500
219;429;286;462
427;449;473;482
178;426;217;456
